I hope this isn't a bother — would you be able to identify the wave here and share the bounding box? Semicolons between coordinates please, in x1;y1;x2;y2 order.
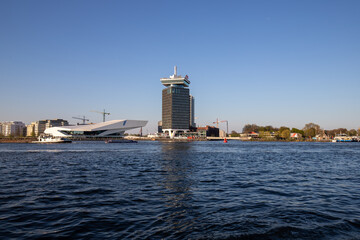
0;149;134;153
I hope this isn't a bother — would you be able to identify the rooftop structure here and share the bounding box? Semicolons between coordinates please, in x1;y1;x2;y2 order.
160;66;191;87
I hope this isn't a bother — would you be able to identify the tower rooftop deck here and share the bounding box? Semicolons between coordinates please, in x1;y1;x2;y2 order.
160;66;190;87
160;76;190;87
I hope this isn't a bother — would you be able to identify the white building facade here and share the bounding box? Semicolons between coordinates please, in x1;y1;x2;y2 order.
1;121;26;137
44;119;147;138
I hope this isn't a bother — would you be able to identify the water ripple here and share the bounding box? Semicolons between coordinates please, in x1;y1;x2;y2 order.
0;142;360;239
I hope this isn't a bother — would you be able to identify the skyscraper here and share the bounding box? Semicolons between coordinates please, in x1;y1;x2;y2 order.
161;66;193;138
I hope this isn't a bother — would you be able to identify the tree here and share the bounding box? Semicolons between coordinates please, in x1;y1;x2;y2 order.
276;126;290;140
230;130;240;137
259;131;272;139
279;126;290;133
280;129;290;139
337;128;348;135
303;123;321;135
329;128;348;136
304;128;316;138
242;124;259;133
349;129;357;136
265;125;276;132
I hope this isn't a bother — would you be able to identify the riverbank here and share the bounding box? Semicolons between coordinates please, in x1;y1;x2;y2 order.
1;137;356;143
0;138;37;143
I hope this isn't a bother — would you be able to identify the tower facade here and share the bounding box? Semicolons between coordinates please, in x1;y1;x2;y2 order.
161;66;192;138
190;95;195;128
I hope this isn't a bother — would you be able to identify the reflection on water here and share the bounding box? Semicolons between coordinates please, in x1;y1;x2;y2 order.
159;142;196;235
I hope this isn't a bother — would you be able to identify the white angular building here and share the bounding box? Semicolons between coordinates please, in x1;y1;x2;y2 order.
44;119;147;138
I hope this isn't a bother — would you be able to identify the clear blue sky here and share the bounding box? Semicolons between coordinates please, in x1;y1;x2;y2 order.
1;0;359;133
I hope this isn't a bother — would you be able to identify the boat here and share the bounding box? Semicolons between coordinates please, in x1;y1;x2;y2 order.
332;133;357;142
105;139;137;143
32;134;72;143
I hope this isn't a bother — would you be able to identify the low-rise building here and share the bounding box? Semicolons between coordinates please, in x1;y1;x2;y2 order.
158;121;162;133
315;133;330;141
196;126;219;137
241;132;260;139
290;133;302;139
219;130;226;138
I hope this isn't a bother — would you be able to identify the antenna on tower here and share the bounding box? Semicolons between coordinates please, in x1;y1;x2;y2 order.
174;66;177;76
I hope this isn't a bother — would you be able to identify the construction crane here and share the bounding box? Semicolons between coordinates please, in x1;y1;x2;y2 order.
91;109;110;122
213;118;220;128
213;118;229;135
72;116;89;125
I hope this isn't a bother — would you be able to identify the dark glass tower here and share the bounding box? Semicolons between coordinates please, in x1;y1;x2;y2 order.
160;66;192;138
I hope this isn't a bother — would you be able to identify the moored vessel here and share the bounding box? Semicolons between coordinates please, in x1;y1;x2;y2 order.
332;134;358;142
32;134;72;143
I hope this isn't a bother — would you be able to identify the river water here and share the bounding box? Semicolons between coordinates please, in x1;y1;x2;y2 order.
0;141;359;239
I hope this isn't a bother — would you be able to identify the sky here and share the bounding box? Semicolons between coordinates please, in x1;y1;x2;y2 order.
1;0;359;133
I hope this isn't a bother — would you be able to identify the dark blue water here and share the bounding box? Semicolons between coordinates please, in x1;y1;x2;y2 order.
0;141;360;239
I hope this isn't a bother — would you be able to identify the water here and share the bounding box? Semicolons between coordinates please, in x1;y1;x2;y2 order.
0;141;360;239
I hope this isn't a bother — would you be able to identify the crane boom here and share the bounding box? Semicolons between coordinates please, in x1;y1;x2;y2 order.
91;109;110;122
213;118;229;135
72;116;89;125
213;118;220;128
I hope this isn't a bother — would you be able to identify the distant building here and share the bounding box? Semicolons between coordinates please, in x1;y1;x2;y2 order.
290;133;302;139
315;133;329;141
219;130;226;138
1;121;26;137
241;132;259;139
35;120;47;136
25;119;68;137
161;66;193;138
26;123;35;137
157;121;162;133
0;123;2;136
45;119;69;129
197;126;219;137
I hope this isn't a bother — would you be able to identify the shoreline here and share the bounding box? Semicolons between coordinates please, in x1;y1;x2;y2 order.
0;138;336;143
0;138;37;143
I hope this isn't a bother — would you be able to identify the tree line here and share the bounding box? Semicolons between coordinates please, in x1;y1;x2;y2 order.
230;123;359;140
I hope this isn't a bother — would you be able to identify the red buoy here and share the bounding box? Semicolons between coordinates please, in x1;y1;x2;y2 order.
224;138;228;143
